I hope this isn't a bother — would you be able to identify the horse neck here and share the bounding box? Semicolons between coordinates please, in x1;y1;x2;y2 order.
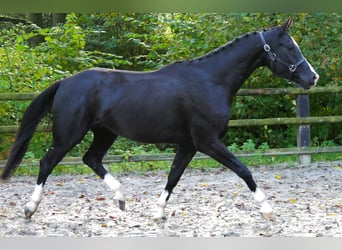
194;32;266;97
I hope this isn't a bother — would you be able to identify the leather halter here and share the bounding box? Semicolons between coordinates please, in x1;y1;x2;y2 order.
259;32;305;82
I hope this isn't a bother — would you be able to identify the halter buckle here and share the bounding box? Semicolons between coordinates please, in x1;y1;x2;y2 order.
263;44;271;52
289;65;297;72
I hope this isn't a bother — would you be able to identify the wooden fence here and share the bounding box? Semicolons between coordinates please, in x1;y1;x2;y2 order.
1;86;342;168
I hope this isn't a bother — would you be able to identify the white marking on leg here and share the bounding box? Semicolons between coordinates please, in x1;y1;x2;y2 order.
104;173;121;190
253;187;266;202
260;200;273;214
253;188;273;215
24;184;43;218
31;184;43;202
103;173;125;201
154;190;169;220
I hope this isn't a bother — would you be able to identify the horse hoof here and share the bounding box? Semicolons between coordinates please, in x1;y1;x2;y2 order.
114;199;125;211
119;200;125;211
153;215;167;223
260;201;274;220
24;207;35;219
24;202;37;218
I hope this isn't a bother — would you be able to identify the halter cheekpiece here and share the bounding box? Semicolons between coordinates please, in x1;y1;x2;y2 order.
259;32;305;82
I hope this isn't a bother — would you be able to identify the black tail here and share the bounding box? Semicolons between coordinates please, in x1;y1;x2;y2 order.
0;81;61;181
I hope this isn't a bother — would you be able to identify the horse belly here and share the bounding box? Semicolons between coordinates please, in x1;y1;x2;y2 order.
114;117;188;144
102;102;190;144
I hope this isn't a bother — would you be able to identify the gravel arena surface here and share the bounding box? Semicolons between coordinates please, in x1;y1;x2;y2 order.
1;161;342;237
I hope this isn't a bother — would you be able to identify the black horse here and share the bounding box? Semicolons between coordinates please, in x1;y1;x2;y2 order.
1;17;318;219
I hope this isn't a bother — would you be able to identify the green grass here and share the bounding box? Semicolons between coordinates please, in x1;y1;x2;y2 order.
4;137;341;178
12;151;342;178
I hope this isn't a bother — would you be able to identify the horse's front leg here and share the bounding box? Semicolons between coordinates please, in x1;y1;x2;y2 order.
154;144;196;221
196;138;273;217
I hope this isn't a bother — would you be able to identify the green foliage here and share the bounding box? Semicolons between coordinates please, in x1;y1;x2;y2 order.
0;13;341;163
33;14;90;73
76;13;167;70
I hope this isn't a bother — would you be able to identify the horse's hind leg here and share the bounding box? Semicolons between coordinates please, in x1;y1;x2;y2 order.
24;118;90;218
24;145;73;218
82;127;125;211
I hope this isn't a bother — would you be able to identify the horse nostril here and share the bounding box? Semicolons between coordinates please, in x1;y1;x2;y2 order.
313;74;317;80
311;73;319;86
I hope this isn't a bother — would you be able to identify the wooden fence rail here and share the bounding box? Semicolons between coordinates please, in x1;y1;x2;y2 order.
1;86;341;168
1;86;341;100
1;116;342;133
0;146;342;168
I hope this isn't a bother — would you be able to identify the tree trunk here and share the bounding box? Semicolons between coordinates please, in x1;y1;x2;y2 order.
28;13;44;47
0;16;30;25
27;13;67;47
52;13;67;26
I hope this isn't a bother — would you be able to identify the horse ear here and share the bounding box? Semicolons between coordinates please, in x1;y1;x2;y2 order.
282;17;293;32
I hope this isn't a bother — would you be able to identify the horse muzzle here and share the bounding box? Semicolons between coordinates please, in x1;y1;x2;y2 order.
294;72;319;90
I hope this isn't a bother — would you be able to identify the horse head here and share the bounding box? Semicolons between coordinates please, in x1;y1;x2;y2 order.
261;17;319;90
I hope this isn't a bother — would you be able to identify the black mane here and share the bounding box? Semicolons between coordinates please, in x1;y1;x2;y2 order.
170;26;283;66
170;31;260;65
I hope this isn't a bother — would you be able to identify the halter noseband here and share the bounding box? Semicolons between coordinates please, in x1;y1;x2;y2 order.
259;32;305;82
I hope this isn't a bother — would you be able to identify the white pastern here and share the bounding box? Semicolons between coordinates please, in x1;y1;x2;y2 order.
253;188;273;215
260;200;273;214
253;188;266;202
31;184;43;203
24;184;43;217
157;190;169;207
104;173;121;190
103;173;125;201
154;190;169;220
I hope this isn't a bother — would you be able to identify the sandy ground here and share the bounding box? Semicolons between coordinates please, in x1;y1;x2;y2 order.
1;161;342;237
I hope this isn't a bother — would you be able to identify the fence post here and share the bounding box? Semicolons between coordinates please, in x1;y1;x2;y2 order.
296;94;311;166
